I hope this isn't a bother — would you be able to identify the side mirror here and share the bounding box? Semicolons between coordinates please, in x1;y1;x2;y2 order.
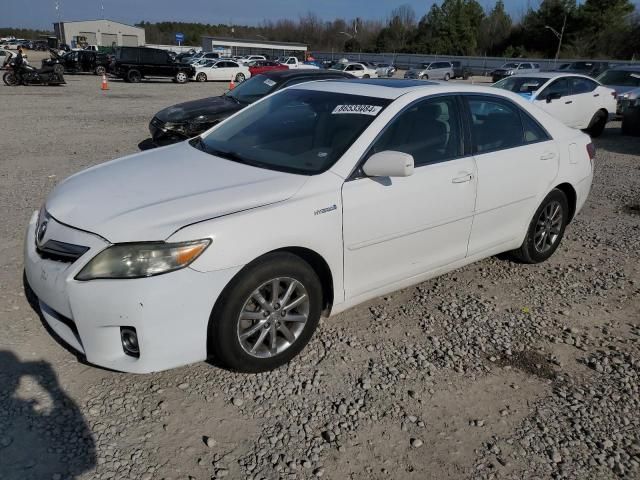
363;151;414;178
546;92;562;103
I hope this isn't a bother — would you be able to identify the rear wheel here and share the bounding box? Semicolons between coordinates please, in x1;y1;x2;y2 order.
235;72;245;83
363;74;370;78
510;189;568;264
127;69;141;83
444;73;450;81
95;65;106;75
584;110;607;137
196;72;207;82
420;74;429;80
209;252;323;372
175;71;188;84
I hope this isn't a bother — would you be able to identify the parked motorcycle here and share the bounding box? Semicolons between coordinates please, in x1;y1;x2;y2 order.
3;60;66;86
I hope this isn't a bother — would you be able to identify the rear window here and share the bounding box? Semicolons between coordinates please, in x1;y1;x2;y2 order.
493;76;547;94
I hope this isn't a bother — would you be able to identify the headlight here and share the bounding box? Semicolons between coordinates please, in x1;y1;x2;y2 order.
507;70;514;75
75;240;211;281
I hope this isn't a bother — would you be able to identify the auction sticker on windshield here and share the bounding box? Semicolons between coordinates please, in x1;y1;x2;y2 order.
332;105;383;115
264;79;276;86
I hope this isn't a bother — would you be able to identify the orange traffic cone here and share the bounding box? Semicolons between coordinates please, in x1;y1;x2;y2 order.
101;74;109;91
229;75;235;90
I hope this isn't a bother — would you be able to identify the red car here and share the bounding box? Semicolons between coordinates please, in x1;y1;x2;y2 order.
248;60;288;76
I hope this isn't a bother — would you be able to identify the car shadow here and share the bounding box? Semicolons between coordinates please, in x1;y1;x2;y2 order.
595;124;640;156
0;350;97;478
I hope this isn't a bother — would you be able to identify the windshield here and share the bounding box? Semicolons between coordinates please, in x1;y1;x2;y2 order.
493;76;547;94
196;89;390;175
420;63;431;69
502;63;519;69
597;70;640;87
330;63;348;71
224;74;278;104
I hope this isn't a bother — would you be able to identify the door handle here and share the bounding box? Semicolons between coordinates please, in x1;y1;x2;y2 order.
565;100;573;104
451;173;473;183
540;152;556;161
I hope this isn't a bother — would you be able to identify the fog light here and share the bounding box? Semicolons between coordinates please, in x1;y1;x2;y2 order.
120;327;140;357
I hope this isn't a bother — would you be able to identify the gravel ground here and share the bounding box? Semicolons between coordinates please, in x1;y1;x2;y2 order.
0;71;639;480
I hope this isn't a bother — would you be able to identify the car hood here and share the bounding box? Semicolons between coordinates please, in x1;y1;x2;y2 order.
155;96;241;123
608;84;640;96
45;142;308;243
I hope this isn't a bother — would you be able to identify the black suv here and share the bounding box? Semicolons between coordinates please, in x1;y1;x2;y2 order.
61;50;110;75
111;47;195;83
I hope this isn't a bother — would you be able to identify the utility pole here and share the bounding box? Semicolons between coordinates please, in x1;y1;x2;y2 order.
545;14;567;66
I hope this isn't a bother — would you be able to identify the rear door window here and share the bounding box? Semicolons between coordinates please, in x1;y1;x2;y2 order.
466;96;525;153
570;77;598;94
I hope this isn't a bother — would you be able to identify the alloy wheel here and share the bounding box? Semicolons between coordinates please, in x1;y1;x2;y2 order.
237;277;309;358
534;200;563;253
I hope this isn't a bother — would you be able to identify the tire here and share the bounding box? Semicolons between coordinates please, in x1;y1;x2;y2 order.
584;110;607;138
510;189;569;264
420;74;429;80
175;71;188;84
3;72;17;86
196;72;207;82
463;72;470;80
235;72;245;83
363;74;370;78
209;252;323;373
621;107;640;136
444;73;450;81
95;65;106;76
127;69;141;83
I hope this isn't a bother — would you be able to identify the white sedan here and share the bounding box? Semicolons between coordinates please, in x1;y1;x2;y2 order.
493;73;617;137
331;62;378;78
24;80;593;373
193;60;250;83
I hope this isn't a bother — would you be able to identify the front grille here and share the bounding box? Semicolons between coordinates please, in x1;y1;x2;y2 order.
37;239;89;263
617;99;631;114
150;116;165;129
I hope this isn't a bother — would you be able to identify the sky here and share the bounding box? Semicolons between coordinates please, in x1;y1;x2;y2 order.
1;0;636;30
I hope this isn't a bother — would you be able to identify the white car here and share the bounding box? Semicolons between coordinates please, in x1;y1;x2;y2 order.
1;49;14;67
241;55;266;65
25;80;594;374
493;73;617;137
331;62;378;78
193;60;250;83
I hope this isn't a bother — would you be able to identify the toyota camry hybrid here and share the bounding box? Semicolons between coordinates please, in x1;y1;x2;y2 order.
24;79;594;374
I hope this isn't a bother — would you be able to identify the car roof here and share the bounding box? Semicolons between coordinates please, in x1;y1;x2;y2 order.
610;65;640;71
261;69;353;80
291;78;512;100
510;72;595;80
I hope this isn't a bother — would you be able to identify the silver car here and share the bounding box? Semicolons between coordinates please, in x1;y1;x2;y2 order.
404;61;454;81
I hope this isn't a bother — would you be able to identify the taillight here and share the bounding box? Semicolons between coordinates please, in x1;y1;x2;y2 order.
587;142;596;169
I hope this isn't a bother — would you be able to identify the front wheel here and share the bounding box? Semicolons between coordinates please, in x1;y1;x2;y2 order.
209;252;323;372
175;71;188;84
3;71;17;86
362;74;370;78
510;189;568;264
196;72;207;82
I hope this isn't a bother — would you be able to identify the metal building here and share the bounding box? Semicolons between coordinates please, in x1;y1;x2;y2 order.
201;36;307;59
53;20;146;49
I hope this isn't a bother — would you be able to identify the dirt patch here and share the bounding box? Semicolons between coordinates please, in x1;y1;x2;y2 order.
623;203;640;215
495;350;557;380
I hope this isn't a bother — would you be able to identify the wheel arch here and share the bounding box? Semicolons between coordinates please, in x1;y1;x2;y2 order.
206;246;335;358
554;182;577;223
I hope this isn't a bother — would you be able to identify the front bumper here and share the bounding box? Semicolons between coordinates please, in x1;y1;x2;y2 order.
24;211;242;373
